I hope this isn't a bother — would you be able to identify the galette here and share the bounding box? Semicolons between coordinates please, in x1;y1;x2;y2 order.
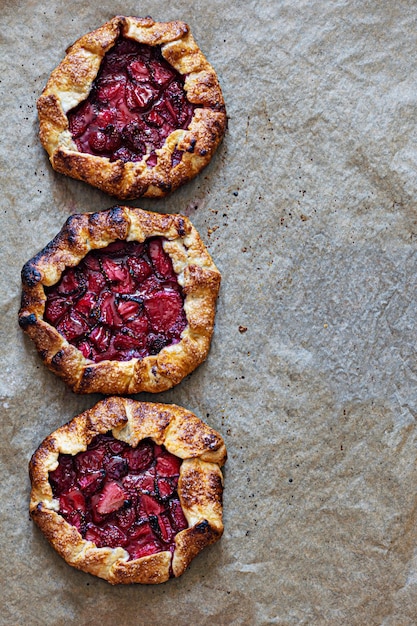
19;206;221;394
37;16;227;198
29;397;226;584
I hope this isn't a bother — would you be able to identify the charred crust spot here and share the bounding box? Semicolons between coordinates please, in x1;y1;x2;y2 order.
195;520;209;533
178;218;186;237
63;215;83;246
51;350;65;366
159;181;172;194
109;206;125;226
18;313;37;328
187;139;196;153
89;212;101;226
21;263;42;287
82;366;95;380
203;433;221;450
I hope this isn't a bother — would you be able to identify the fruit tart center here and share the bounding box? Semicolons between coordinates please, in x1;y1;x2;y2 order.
49;434;188;560
44;238;187;362
67;37;196;165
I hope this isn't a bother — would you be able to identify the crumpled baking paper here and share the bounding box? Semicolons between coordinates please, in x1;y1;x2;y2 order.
2;1;417;624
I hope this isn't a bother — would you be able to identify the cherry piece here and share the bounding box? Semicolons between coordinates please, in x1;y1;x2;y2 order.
67;37;195;165
50;435;188;560
44;238;187;363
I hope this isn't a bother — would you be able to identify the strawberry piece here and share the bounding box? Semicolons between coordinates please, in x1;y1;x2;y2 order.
101;257;128;283
57;268;80;295
127;60;150;82
103;456;128;480
156;453;182;478
65;510;85;534
114;504;136;531
75;448;106;474
77;339;93;359
127;534;162;560
124;314;149;337
157;477;176;500
141;494;165;517
89;325;111;352
92;481;127;515
95;108;117;128
129;521;154;541
123;442;154;473
116;299;141;321
74;292;96;318
82;254;101;271
98;292;122;327
123;468;156;496
56;310;90;341
149;60;175;86
148;238;175;279
146;110;164;127
157;512;175;542
125;82;157;110
112;330;142;353
49;455;76;494
68;101;96;138
85;523;104;546
77;470;105;496
146;152;158;168
127;256;152;283
144;291;183;333
85;269;107;293
96;81;124;103
169;498;188;532
88;130;107;152
107;438;128;455
99;523;128;548
44;296;70;324
60;488;86;515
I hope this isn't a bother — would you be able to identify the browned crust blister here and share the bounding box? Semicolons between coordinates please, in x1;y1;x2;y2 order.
18;206;221;395
29;397;226;584
37;16;227;198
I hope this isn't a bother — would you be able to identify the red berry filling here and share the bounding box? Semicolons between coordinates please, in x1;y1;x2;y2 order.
67;37;196;165
44;238;187;362
49;434;188;560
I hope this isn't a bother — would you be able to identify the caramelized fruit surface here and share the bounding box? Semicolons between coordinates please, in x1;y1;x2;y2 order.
49;433;188;560
44;238;187;362
67;37;195;164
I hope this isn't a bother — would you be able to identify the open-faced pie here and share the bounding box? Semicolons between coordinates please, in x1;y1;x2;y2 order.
29;397;226;584
19;206;221;394
37;16;227;198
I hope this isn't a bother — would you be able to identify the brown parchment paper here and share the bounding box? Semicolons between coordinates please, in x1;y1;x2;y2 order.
2;1;417;624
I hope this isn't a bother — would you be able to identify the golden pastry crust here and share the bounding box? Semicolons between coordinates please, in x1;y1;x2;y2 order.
19;206;221;394
37;16;227;198
29;397;226;584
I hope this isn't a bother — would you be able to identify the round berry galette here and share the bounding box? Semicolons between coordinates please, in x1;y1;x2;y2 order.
37;16;227;198
19;206;221;394
29;397;226;584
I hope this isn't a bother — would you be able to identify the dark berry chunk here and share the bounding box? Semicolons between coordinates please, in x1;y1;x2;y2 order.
49;435;188;560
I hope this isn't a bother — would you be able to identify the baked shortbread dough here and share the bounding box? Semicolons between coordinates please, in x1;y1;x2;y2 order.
29;397;226;584
19;206;221;394
37;16;227;198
